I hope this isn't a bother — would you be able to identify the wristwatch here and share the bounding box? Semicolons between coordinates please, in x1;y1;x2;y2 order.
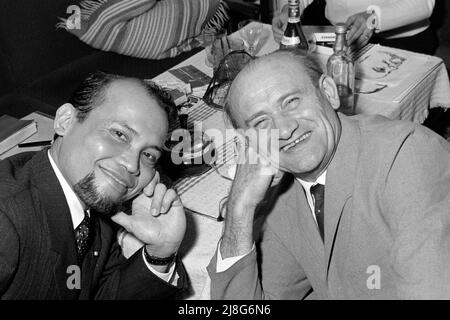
366;5;381;31
144;249;176;265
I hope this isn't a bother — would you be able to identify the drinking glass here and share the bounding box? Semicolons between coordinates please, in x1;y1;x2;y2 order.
238;20;263;56
208;39;245;71
200;29;245;70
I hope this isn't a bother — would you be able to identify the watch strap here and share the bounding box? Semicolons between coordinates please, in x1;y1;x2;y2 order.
144;249;176;265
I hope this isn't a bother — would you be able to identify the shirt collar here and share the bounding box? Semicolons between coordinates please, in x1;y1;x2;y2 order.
47;150;88;229
295;171;327;219
296;170;327;192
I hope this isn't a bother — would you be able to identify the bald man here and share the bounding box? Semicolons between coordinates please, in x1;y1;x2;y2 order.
207;50;450;299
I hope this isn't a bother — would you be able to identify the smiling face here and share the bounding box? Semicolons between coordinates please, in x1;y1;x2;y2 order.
228;53;341;181
51;79;168;213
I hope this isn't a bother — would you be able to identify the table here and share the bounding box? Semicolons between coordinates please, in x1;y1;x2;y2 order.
153;23;450;299
155;23;450;123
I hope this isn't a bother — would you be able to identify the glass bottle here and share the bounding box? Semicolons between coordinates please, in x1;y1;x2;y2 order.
280;0;309;53
326;23;355;115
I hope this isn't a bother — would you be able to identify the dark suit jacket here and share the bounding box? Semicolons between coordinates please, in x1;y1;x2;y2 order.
0;150;188;299
208;114;450;299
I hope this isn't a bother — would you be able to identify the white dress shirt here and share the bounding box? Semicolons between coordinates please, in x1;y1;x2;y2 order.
295;170;327;223
217;171;327;272
47;151;174;282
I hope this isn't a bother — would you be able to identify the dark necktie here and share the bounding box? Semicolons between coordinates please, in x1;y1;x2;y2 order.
310;183;325;241
75;211;91;263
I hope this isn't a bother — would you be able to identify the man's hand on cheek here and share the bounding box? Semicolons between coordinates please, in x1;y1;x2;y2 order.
219;132;280;258
142;170;161;198
230;132;278;211
112;171;186;259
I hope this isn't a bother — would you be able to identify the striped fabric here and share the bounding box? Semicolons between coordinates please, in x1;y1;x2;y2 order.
59;0;229;59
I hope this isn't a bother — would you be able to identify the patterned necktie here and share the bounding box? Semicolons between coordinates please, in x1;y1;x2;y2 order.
75;211;91;263
310;183;325;241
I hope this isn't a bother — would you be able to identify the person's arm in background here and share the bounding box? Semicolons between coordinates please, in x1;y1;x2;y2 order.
60;0;225;59
272;0;314;43
346;0;435;48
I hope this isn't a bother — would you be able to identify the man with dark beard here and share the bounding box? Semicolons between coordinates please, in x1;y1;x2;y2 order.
0;71;187;299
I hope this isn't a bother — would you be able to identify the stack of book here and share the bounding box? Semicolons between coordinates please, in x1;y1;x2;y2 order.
0;115;37;155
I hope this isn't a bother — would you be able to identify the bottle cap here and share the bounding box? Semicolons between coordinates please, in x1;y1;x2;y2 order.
288;0;299;5
335;23;347;34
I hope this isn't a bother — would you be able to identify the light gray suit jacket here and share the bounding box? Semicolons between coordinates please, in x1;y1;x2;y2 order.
208;114;450;299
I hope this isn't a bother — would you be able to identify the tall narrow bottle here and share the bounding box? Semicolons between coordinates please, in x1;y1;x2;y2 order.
280;0;309;53
326;23;355;115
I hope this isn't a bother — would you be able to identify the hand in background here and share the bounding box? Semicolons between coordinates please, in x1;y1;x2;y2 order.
230;141;276;210
272;4;289;43
345;11;374;49
271;0;314;43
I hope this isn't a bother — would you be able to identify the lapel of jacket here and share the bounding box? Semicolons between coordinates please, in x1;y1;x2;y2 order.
323;115;361;278
30;149;79;299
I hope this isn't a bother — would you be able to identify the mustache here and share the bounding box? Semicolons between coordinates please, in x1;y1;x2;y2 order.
99;165;137;189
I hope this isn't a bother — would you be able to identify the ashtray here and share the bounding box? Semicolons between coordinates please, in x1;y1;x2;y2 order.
160;130;216;179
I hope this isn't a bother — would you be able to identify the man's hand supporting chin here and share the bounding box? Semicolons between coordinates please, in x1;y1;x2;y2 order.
112;171;186;274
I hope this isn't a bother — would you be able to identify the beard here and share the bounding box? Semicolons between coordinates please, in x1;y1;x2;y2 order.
73;171;120;216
